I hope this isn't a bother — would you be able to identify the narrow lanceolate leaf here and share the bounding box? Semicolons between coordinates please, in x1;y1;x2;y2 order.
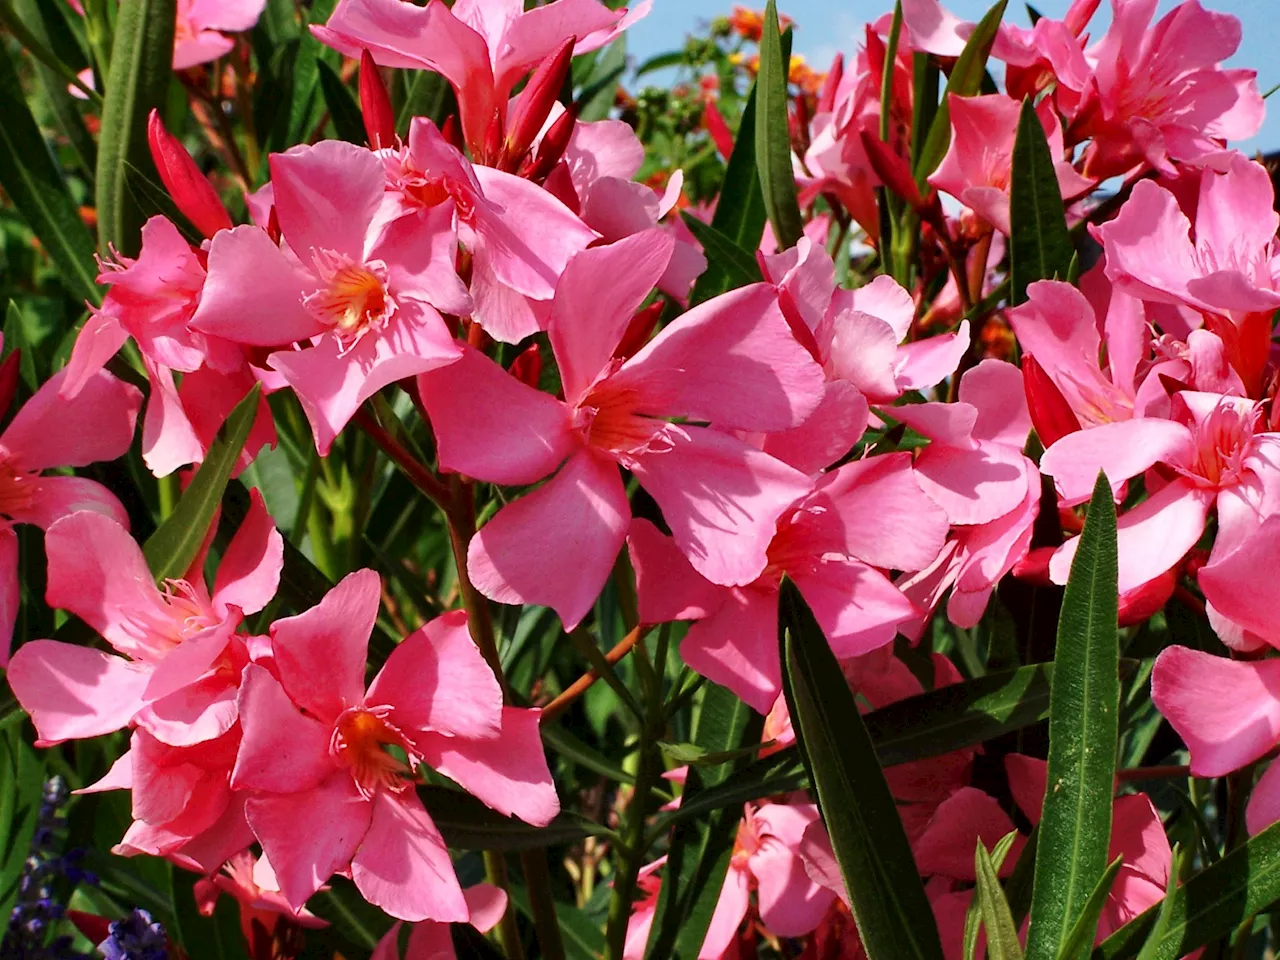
421;786;603;851
1055;857;1124;960
913;0;1007;184
143;385;261;583
680;212;762;289
645;682;761;960
780;580;945;960
95;0;176;256
397;69;454;134
317;59;366;145
755;2;803;250
976;837;1025;960
966;832;1022;960
0;44;100;304
1024;472;1120;960
1009;96;1073;304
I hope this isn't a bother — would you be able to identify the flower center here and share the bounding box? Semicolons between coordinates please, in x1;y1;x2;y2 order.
159;579;221;640
573;378;673;466
304;252;395;353
1178;400;1261;488
330;706;414;799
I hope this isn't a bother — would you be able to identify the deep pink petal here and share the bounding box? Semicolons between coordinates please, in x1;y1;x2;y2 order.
140;361;204;478
1039;419;1194;504
699;863;750;959
468;449;627;631
1;367;140;472
759;380;870;476
134;674;240;747
142;618;236;703
232;664;334;793
627;518;726;624
270;140;384;265
5;640;149;744
1005;753;1048;826
1246;759;1280;835
418;344;577;486
793;559;917;659
1198;515;1280;645
680;585;781;714
369;610;503;741
913;443;1030;527
17;476;129;532
212;488;283;617
913;787;1020;881
270;568;380;723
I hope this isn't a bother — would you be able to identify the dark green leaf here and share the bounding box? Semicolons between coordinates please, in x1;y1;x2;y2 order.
509;884;604;960
308;877;394;950
95;0;175;255
635;51;688;77
679;211;762;290
780;579;945;960
285;0;338;145
0;43;101;304
317;59;367;145
914;0;1007;183
0;0;99;103
755;4;803;249
1056;857;1124;960
397;69;454;133
576;38;625;123
4;301;41;393
1009;97;1074;304
1025;472;1120;960
172;871;251;960
422;786;605;852
143;385;262;582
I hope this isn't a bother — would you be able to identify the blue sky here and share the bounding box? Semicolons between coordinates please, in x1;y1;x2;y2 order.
626;0;1279;154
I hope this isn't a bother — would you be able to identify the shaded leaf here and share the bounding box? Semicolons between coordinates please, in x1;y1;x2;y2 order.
680;211;762;290
1057;857;1125;960
317;59;366;145
422;786;606;852
1009;96;1073;304
755;3;802;249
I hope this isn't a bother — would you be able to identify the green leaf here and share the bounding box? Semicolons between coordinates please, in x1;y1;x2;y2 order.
635;50;688;77
755;3;802;249
286;0;338;146
4;301;40;393
645;682;761;960
966;832;1023;960
422;785;608;852
780;579;945;960
0;43;101;304
172;871;251;960
977;834;1026;960
679;211;762;290
1025;472;1120;960
142;385;261;582
913;0;1007;183
94;0;176;255
1056;857;1124;960
1009;97;1074;304
509;884;604;960
317;59;366;145
657;739;766;768
576;37;625;123
309;878;394;950
397;69;454;134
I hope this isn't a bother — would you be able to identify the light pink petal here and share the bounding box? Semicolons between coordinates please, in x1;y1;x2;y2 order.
140;361;204;478
1246;760;1280;835
372;206;471;317
698;862;750;959
680;585;781;714
5;640;149;744
1039;419;1194;504
1152;645;1280;776
1199;515;1280;645
895;323;970;393
418;344;576;486
61;311;129;399
1099;180;1200;309
957;359;1031;449
188;0;266;32
627;518;726;624
631;426;812;588
17;476;129;531
468;449;627;631
270;140;384;264
270;568;380;722
463;883;509;934
913;787;1020;881
612;283;825;431
2;367;140;472
901;0;969;56
750;805;835;936
142;618;236;703
172;30;235;69
1007;281;1108;399
212;488;283;617
824;306;901;402
564;116;645;190
417;706;559;826
134;674;239;746
1196;155;1280;274
76;749;133;794
913;443;1030;527
495;0;622;86
232;663;333;793
467;254;549;343
889;400;978;448
549;230;674;404
798;818;847;904
759;379;869;476
246;775;372;911
351;790;468;922
369;610;503;741
793;560;917;659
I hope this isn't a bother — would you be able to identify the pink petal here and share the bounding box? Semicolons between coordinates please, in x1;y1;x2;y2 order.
270;568;380;723
1;367;140;472
140;361;204;478
467;254;549;343
1005;753;1048;826
913;443;1030;527
417;706;559;826
549;230;675;404
270;140;384;265
895;323;970;393
759;380;870;476
142;618;236;703
373;206;471;317
1039;419;1194;504
352;791;468;923
189;226;320;346
172;31;235;69
495;0;623;88
468;449;628;631
369;610;503;741
957;359;1031;449
18;476;129;531
913;787;1020;881
627;518;726;624
612;283;825;431
177;365;278;477
188;0;266;32
824;307;901;401
1246;759;1280;835
246;775;372;911
750;804;835;936
418;344;577;486
793;559;917;659
212;488;283;617
1099;180;1200;309
134;674;239;747
232;663;334;793
1109;794;1171;888
699;862;750;959
1152;645;1280;777
1198;515;1280;645
463;883;509;934
61;311;129;399
630;426;811;587
680;585;781;714
5;640;149;744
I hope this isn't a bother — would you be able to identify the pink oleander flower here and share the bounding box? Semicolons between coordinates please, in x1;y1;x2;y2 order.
195;851;328;946
379;118;599;343
231;572;557;919
928;94;1092;236
1154;645;1280;833
628;451;947;713
419;229;825;631
1040;391;1280;601
1098;155;1280;396
370;885;509;960
0;347;141;665
190;139;464;454
625;801;835;960
173;0;268;69
6;490;281;746
64;215;275;478
314;0;649;153
891;360;1039;629
1071;0;1263;179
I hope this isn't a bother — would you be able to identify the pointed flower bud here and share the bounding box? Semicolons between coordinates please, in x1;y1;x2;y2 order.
1022;354;1081;449
146;109;232;239
702;99;734;159
508;343;542;389
525;106;577;183
817;52;843;113
441;115;466;153
0;348;22;418
504;37;575;172
858;131;926;210
613;302;664;362
483;108;504;167
359;49;397;149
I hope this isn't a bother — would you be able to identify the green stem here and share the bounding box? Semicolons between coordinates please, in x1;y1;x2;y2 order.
603;723;660;960
519;850;566;960
483;850;526;960
444;476;509;696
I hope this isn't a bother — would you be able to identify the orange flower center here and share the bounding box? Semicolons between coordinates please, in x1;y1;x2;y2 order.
304;252;395;352
330;706;414;798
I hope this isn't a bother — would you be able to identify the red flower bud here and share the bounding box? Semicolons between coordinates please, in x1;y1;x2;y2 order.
817;52;843;114
1011;545;1055;586
1022;354;1081;449
504;37;575;172
702;99;734;159
508;343;542;389
614;302;664;362
441;115;466;153
1118;569;1176;626
858;131;926;210
525;106;577;183
0;348;22;417
146;109;232;239
359;49;396;149
483;108;503;167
